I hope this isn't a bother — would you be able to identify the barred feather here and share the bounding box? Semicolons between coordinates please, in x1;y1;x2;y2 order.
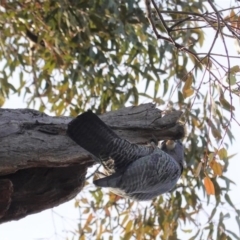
67;111;184;201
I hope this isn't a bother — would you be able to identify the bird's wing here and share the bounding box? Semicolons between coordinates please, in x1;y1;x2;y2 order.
94;152;181;201
127;178;178;200
118;152;181;195
105;138;154;171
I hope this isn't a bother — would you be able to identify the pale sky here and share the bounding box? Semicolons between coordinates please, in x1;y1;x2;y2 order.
0;1;240;239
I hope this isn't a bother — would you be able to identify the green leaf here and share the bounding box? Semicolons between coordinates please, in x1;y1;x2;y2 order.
0;94;5;107
219;93;235;111
225;229;240;240
208;207;217;223
227;74;237;85
225;193;236;210
229;65;240;74
125;220;133;233
218;148;228;160
188;230;200;240
182;74;194;98
154;79;160;98
163;79;169;96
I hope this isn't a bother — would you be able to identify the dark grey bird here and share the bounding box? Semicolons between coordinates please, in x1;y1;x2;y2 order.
67;111;184;201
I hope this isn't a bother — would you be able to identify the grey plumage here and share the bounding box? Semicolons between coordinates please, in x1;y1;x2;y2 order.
67;111;184;201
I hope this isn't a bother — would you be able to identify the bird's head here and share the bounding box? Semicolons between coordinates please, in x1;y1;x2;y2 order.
161;140;185;168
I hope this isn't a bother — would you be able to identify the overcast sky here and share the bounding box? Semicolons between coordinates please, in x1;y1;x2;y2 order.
1;1;240;239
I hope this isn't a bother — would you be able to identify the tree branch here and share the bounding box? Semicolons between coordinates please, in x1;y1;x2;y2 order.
0;103;184;223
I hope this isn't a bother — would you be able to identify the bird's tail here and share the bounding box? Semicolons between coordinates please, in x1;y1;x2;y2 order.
67;111;120;159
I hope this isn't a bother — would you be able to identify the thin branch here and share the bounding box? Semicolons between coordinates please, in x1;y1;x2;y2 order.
197;53;240;58
208;0;235;122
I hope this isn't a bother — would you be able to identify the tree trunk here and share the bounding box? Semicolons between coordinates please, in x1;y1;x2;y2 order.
0;103;184;223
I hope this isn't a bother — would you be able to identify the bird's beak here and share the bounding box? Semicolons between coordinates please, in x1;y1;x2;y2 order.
165;140;176;150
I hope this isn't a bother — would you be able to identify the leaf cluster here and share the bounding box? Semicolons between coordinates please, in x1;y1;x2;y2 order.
0;0;240;239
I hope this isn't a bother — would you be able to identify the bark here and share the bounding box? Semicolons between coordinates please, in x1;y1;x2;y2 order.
0;103;184;223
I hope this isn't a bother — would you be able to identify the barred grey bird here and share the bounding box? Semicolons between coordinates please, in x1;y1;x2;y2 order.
67;111;184;201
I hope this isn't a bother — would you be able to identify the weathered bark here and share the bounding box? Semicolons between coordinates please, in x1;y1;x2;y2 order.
0;103;184;223
0;166;87;223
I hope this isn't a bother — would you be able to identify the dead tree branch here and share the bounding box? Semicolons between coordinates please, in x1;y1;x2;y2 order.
0;103;184;223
